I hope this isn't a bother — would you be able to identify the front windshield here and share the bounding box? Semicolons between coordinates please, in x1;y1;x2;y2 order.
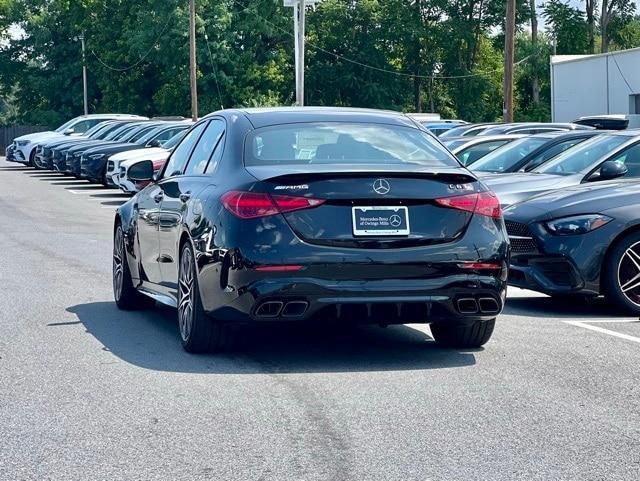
442;139;467;150
105;124;136;141
535;134;630;176
129;124;161;143
92;122;126;139
84;122;111;138
245;122;459;167
163;130;187;150
439;126;471;138
470;137;548;172
55;118;79;133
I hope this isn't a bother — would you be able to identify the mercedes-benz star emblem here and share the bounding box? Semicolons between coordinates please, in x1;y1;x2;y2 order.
389;214;402;228
373;179;391;195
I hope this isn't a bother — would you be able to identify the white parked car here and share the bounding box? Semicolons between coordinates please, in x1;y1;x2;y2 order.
6;114;147;166
117;152;171;194
105;124;190;186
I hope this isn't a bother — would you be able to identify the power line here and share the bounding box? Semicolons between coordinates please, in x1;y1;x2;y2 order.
230;0;532;80
610;51;635;93
90;13;174;72
202;29;224;110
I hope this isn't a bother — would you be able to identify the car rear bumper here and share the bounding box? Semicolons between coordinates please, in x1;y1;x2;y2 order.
198;262;508;324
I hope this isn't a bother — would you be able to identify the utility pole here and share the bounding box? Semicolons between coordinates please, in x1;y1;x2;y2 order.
296;0;306;106
79;32;88;116
285;0;321;106
503;0;516;122
189;0;198;121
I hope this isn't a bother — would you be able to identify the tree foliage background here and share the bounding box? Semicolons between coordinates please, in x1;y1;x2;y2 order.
0;0;638;126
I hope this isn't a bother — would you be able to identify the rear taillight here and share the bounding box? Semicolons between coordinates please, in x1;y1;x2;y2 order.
435;192;501;219
221;191;325;219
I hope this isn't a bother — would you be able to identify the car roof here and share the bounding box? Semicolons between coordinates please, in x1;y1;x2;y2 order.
209;107;420;129
529;129;604;140
78;114;148;119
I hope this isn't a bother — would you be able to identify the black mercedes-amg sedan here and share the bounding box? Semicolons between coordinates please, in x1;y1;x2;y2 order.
504;179;640;314
113;108;509;353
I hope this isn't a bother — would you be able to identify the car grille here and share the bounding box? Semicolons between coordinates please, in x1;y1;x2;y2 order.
505;220;532;237
107;160;114;172
505;220;538;254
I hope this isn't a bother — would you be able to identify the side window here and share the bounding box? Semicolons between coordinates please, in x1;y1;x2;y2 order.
184;120;225;176
524;139;583;171
609;143;640;177
459;140;507;166
205;132;226;174
162;122;209;178
71;119;97;133
152;127;187;145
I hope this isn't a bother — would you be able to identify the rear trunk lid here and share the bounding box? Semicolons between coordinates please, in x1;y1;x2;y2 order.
247;165;481;248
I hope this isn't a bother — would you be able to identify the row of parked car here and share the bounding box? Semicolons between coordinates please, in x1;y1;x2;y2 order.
414;117;640;315
7;110;640;332
6;114;192;194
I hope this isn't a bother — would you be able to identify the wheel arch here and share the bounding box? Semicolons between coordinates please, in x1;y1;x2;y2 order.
600;222;640;290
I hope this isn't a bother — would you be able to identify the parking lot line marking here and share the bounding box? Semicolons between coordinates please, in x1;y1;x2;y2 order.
574;319;640;324
564;320;640;344
68;189;116;195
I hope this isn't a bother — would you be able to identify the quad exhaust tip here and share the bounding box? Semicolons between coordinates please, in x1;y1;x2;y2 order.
457;298;479;314
457;297;501;315
255;301;283;318
281;301;309;317
255;300;309;318
478;297;500;314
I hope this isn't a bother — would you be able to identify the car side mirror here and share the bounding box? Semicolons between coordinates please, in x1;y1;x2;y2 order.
64;128;75;136
128;160;155;182
590;160;628;181
148;139;162;148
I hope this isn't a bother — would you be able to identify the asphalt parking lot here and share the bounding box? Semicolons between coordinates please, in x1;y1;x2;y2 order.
1;157;639;481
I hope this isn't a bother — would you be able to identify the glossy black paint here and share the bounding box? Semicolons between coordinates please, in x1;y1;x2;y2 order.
503;179;640;295
116;108;509;326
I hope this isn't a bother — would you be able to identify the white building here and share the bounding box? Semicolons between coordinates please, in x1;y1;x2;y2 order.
551;47;640;127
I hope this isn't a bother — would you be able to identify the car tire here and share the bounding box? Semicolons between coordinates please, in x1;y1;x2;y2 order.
28;150;36;168
602;231;640;315
113;223;155;310
430;319;495;348
178;241;233;353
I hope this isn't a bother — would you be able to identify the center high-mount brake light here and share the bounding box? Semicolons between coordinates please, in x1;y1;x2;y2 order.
222;191;325;219
435;192;502;219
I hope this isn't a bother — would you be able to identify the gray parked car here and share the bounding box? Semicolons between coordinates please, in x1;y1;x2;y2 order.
482;131;640;206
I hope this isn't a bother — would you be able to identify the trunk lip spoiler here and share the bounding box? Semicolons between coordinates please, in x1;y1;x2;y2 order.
245;164;477;183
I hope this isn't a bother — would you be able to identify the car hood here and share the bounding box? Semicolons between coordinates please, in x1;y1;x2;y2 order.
82;143;141;156
15;131;60;142
121;151;170;168
482;172;578;207
504;179;640;222
109;147;167;162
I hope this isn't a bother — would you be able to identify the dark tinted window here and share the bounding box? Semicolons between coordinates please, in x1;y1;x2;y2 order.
471;137;548;172
458;140;509;166
162;122;208;178
536;135;631;175
609;142;640;177
245;122;458;167
523;138;585;172
185;120;225;175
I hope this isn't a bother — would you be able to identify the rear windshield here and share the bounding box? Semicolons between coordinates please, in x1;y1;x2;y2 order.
244;122;459;167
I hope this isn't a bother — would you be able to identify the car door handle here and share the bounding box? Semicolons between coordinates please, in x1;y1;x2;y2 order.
153;192;164;203
179;192;192;203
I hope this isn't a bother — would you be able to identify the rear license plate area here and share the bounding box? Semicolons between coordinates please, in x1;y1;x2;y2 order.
352;206;410;236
